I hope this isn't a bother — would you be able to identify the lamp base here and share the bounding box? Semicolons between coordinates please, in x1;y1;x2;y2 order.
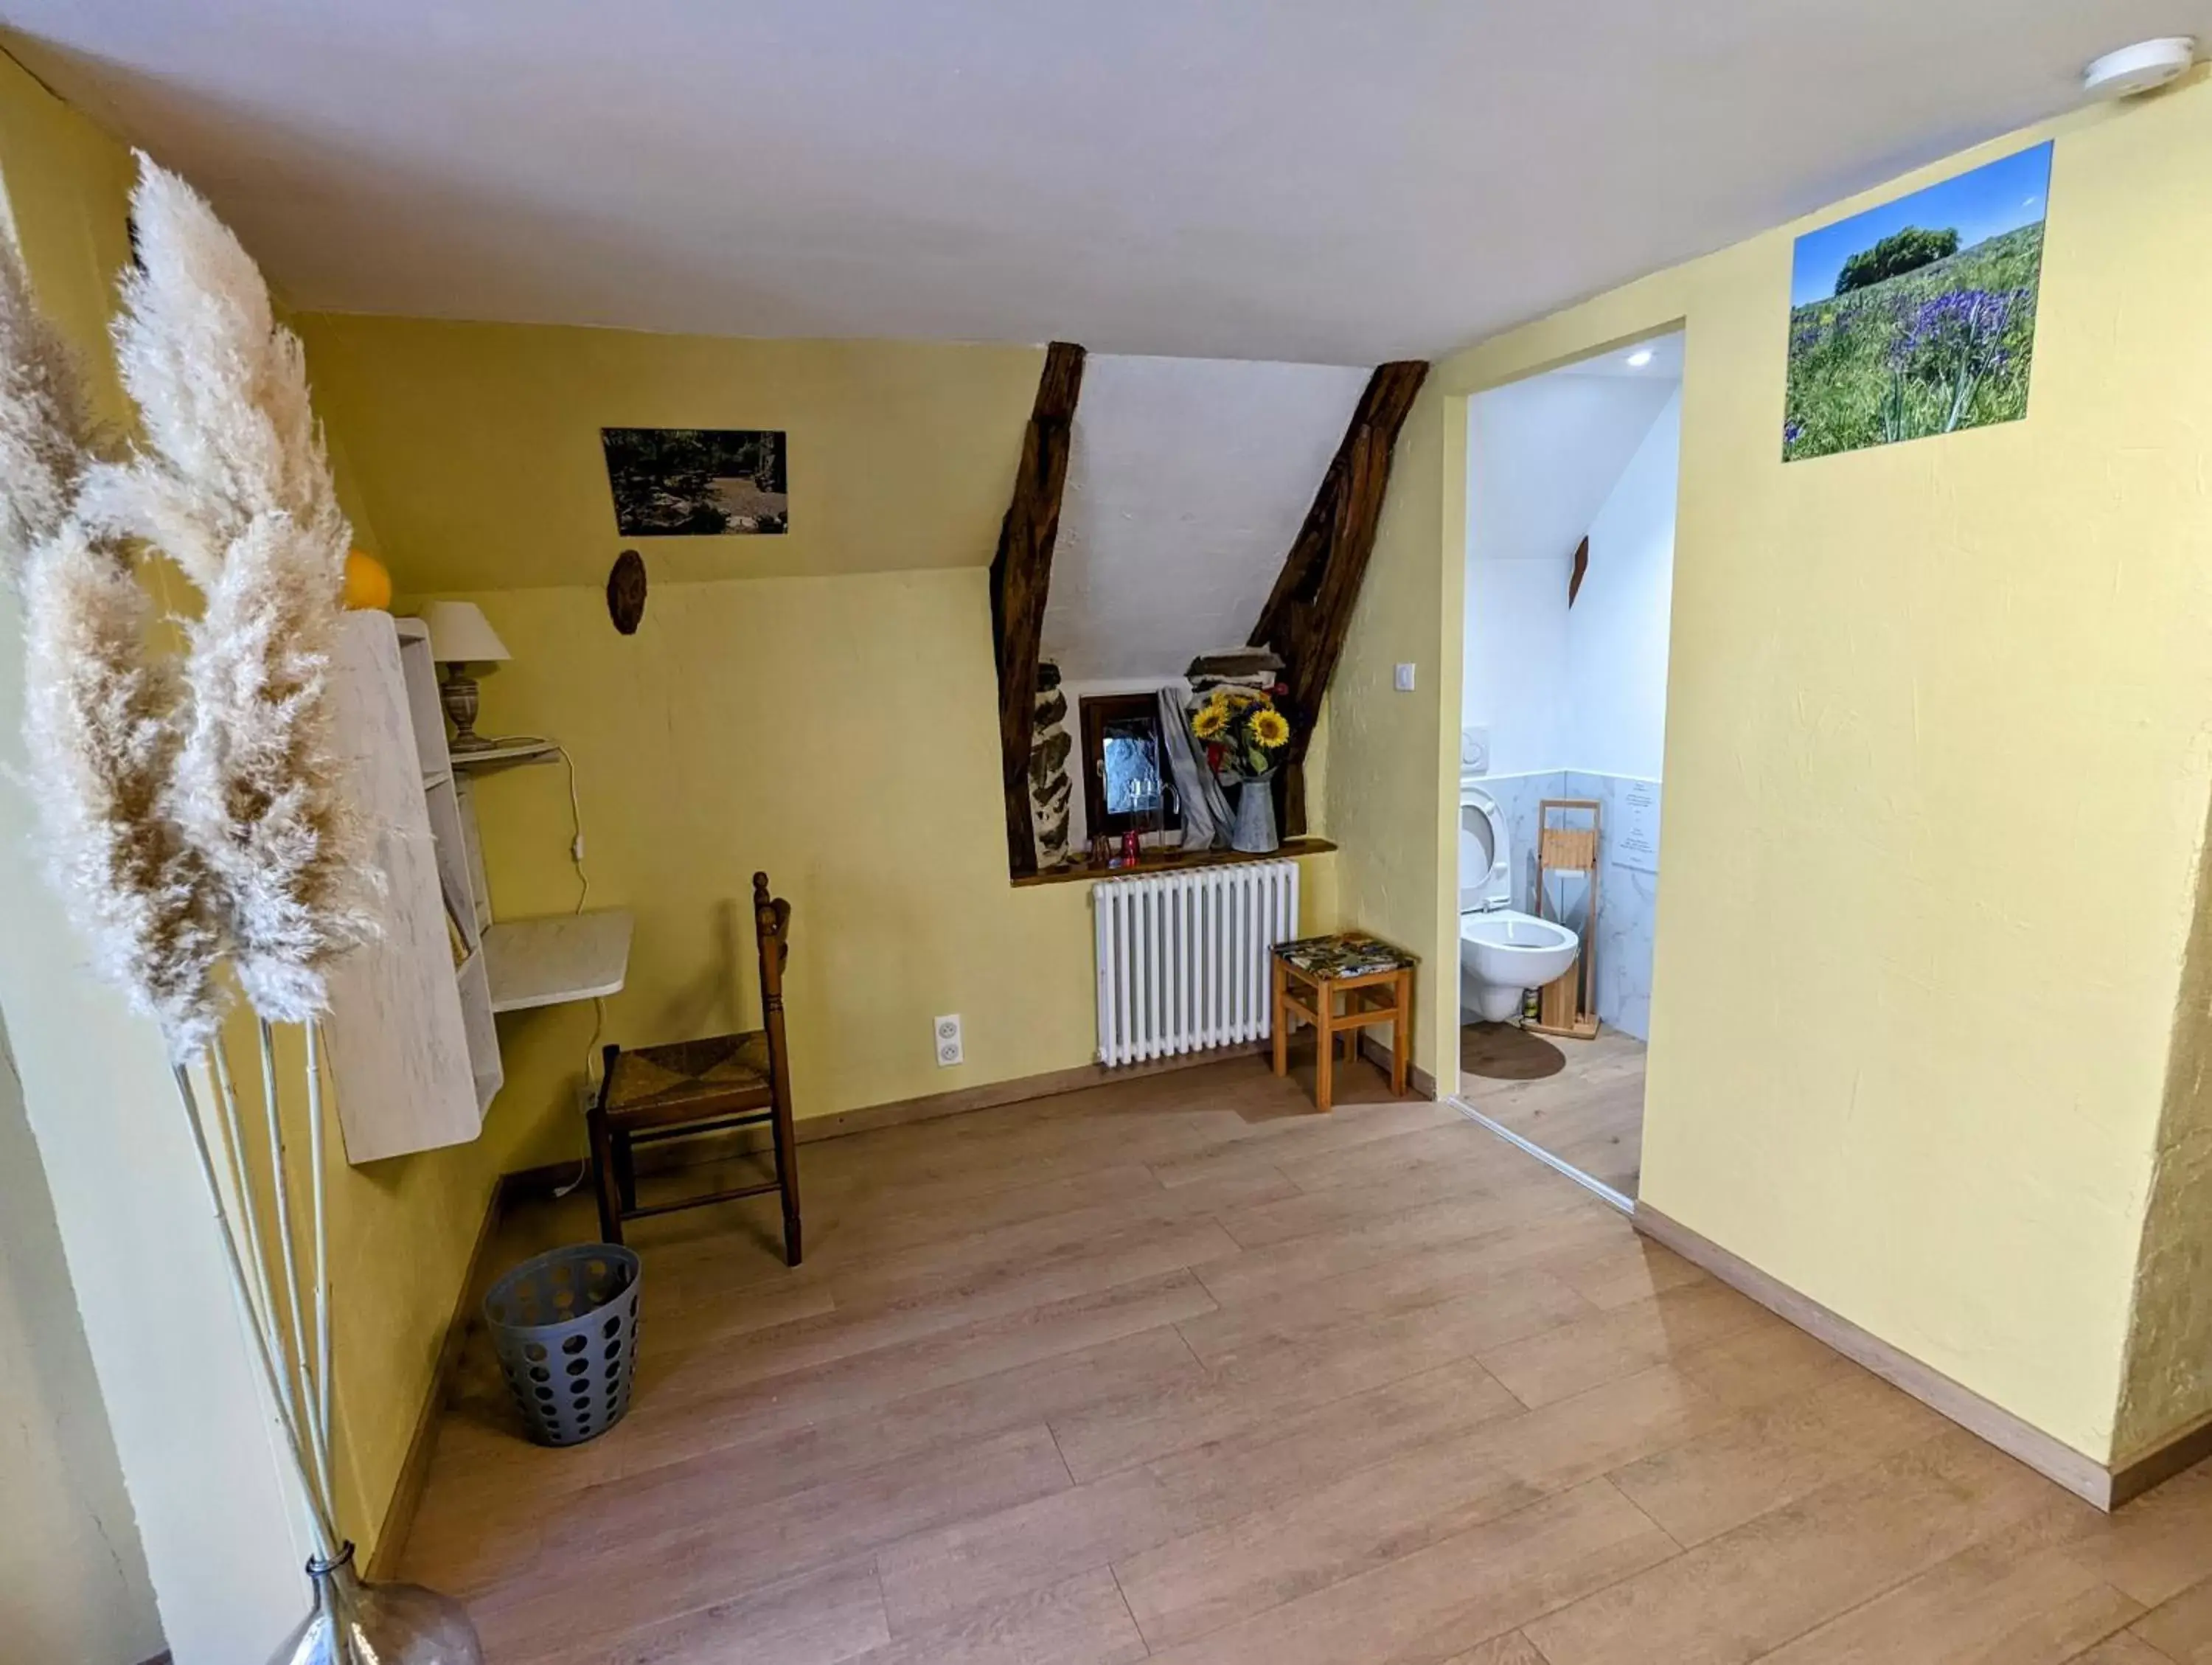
439;670;494;753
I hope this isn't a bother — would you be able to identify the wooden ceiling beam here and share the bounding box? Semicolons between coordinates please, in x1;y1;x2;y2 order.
990;341;1086;877
1249;358;1429;834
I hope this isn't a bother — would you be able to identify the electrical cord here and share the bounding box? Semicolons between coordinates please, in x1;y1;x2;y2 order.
479;734;604;1203
556;744;589;915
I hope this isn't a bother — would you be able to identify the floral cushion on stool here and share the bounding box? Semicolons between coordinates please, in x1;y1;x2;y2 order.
1273;932;1419;979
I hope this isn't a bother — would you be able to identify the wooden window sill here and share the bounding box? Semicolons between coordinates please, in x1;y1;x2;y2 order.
1012;837;1337;888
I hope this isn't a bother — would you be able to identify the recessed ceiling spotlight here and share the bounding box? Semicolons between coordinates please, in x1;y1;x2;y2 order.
1626;348;1655;368
2084;38;2196;100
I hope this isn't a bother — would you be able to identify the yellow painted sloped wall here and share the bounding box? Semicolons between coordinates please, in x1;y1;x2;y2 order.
296;318;1048;594
2124;816;2212;1461
1346;74;2212;1466
295;313;1338;1172
0;54;501;1572
0;52;168;1665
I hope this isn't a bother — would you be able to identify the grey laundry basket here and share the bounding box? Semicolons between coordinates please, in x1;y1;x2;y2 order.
484;1242;642;1447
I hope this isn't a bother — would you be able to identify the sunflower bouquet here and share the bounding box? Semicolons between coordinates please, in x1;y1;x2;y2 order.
1190;685;1294;783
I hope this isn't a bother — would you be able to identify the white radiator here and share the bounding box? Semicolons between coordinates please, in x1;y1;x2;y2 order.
1093;861;1300;1066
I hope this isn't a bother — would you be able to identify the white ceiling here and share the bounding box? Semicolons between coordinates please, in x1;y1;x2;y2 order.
1044;354;1366;683
1469;342;1681;568
1556;333;1688;382
7;3;2200;364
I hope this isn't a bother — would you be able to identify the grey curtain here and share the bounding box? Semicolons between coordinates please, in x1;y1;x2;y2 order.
1158;687;1233;849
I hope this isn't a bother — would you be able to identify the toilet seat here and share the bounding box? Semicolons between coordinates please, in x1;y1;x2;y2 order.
1460;909;1575;952
1459;783;1510;912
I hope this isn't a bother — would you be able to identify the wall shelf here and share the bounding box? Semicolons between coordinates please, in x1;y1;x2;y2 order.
322;615;629;1155
1011;835;1336;889
321;613;501;1162
484;910;634;1012
451;739;560;771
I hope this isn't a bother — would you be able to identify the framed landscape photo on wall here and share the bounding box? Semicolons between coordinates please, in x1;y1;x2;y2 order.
1782;141;2051;461
602;426;789;534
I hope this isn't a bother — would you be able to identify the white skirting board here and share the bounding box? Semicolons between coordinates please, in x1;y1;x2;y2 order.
1634;1201;2212;1512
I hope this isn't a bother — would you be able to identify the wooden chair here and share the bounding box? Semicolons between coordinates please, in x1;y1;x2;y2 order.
588;872;802;1264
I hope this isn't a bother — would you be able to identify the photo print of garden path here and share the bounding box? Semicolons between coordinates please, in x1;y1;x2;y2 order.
1784;142;2051;460
602;427;790;534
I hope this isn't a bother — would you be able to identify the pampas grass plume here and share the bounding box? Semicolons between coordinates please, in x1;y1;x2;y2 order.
0;238;92;593
5;156;379;1043
112;157;378;1023
103;159;338;577
19;521;220;1056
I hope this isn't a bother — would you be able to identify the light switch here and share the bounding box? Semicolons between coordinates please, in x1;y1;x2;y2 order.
1394;663;1417;692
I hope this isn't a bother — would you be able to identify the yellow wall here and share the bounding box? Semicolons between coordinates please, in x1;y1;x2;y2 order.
0;1017;164;1665
1349;74;2212;1465
428;573;1125;1171
1324;390;1461;1090
2120;809;2212;1461
0;52;173;1664
0;51;498;1574
297;314;1338;1168
296;317;1046;592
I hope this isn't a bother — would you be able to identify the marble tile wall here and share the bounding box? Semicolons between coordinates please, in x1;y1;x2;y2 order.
1459;768;1660;1041
1462;770;1559;913
1566;771;1660;1042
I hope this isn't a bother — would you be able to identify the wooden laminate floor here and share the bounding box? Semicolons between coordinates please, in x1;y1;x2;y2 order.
1461;1024;1646;1200
397;1047;2212;1664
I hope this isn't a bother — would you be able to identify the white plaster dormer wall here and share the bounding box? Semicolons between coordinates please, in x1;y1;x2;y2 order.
1043;354;1368;685
1462;358;1679;774
1566;385;1682;779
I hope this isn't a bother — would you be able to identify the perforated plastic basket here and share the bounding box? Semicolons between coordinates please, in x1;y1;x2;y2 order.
484;1243;641;1446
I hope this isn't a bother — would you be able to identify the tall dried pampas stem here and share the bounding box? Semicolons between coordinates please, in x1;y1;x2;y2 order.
2;158;380;1555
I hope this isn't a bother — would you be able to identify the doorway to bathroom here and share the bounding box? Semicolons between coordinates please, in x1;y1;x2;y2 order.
1454;329;1681;1207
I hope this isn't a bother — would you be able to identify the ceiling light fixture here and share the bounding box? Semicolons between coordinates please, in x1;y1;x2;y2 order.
1626;348;1654;368
2084;38;2196;100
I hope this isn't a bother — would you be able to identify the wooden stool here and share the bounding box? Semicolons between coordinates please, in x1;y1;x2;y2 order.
1270;933;1418;1112
589;873;802;1263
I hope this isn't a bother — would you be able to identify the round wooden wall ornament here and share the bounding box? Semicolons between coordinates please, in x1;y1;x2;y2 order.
607;549;647;634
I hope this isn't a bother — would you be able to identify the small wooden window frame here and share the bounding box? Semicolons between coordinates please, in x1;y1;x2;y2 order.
1077;692;1183;842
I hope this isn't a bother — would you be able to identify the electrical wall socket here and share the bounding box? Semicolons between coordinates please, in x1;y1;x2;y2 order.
933;1014;964;1067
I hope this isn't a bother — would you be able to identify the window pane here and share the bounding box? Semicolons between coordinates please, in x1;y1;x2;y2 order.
1102;726;1162;815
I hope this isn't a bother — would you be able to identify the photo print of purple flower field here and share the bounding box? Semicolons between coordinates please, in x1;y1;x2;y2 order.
1783;142;2051;460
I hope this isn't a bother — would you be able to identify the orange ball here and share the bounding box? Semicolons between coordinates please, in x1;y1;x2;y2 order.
342;549;393;611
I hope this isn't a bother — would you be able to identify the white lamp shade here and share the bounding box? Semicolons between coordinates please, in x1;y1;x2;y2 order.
422;600;512;665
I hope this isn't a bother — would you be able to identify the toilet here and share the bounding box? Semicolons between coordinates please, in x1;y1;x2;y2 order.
1459;784;1579;1021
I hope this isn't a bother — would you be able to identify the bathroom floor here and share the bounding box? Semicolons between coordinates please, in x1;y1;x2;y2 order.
1459;1022;1646;1200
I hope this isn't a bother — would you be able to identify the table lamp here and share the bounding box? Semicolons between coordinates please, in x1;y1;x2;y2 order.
422;600;511;753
